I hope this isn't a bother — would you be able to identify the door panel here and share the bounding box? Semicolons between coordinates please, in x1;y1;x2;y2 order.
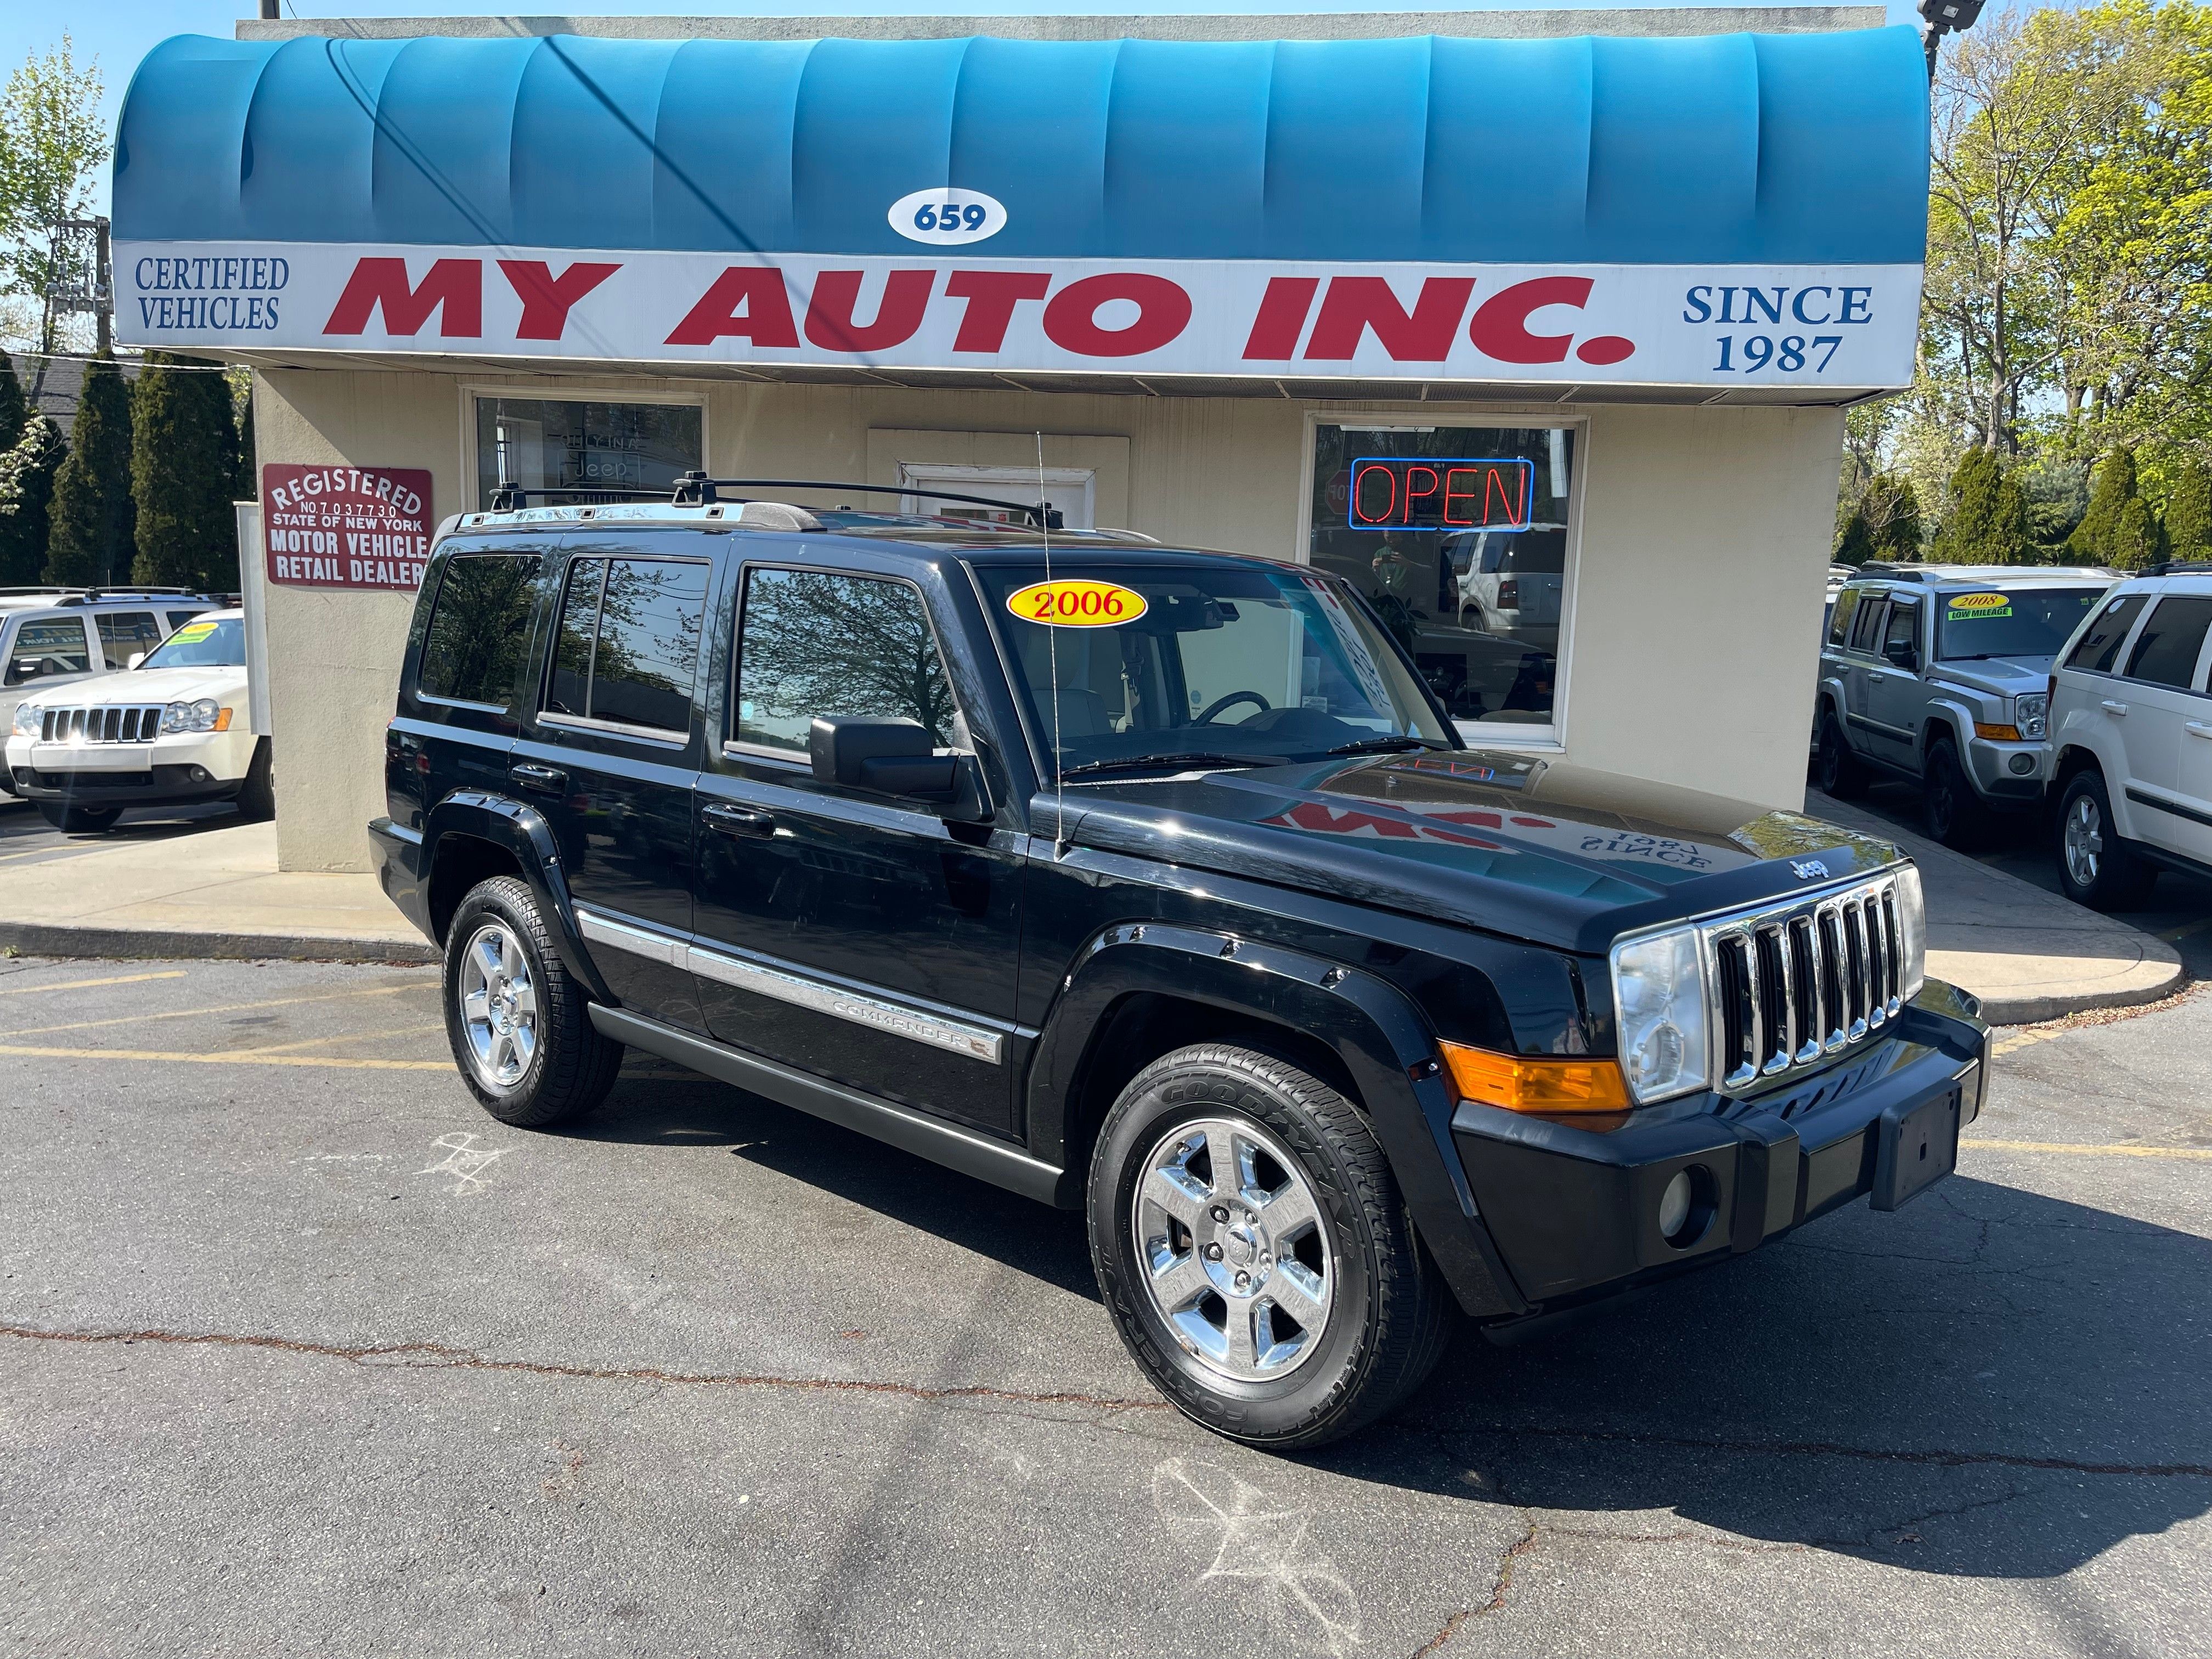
1863;597;1925;770
692;563;1023;1132
521;543;711;1028
2119;596;2212;862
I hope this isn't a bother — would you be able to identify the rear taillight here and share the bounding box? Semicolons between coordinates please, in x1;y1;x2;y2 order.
1498;578;1520;607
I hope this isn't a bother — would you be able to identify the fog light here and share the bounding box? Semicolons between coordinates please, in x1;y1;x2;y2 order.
1658;1171;1694;1240
188;765;210;782
2007;752;2035;776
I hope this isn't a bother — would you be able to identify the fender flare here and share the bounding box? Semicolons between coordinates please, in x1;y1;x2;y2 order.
1027;922;1527;1317
1921;700;1977;767
423;791;611;1003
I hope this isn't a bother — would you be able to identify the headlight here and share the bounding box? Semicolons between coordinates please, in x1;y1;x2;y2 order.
2015;692;2048;740
1609;926;1711;1104
9;703;41;738
160;698;225;734
1894;862;1927;1004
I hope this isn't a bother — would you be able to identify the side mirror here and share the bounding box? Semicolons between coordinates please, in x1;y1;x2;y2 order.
126;652;145;670
1882;639;1918;672
810;715;958;802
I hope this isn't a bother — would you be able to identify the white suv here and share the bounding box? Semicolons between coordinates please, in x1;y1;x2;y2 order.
5;610;268;833
2047;566;2212;908
0;587;222;795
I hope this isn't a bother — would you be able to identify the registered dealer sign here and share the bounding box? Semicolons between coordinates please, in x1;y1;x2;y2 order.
261;463;433;591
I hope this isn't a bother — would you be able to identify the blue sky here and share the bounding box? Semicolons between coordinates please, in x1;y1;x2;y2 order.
13;0;1930;217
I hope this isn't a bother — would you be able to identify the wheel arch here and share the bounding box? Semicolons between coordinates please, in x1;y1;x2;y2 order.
422;792;611;1001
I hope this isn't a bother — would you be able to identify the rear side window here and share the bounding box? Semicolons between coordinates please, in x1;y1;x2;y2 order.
733;568;955;754
545;555;709;735
2121;596;2212;691
1827;588;1859;646
6;618;91;686
2064;595;2148;673
95;612;161;665
1849;595;1888;652
419;554;541;706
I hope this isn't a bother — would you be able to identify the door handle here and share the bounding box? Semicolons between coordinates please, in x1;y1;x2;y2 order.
703;802;776;838
2100;700;2129;717
2187;721;2212;740
509;762;567;793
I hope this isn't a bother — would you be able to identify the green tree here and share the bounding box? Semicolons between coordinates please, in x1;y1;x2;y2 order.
0;413;62;585
0;39;108;396
132;352;240;590
2162;456;2212;558
2071;444;2171;566
1836;473;1924;564
231;370;257;504
1933;447;2035;563
43;354;132;585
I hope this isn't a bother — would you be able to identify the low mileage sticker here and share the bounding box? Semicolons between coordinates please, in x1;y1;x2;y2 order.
1007;579;1149;628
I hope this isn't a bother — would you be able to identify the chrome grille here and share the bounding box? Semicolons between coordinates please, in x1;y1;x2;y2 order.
1707;874;1910;1093
38;705;164;744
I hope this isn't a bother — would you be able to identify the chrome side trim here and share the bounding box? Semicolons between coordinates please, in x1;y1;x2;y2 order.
686;941;1004;1065
574;906;684;968
537;711;689;748
573;905;1003;1065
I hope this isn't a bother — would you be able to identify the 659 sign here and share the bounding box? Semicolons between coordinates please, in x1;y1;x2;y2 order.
889;189;1008;247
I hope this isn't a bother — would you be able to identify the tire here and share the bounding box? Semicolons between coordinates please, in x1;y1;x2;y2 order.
1088;1042;1454;1449
234;740;274;821
442;875;623;1128
1923;738;1991;850
36;802;121;834
1816;708;1869;799
2055;770;2157;912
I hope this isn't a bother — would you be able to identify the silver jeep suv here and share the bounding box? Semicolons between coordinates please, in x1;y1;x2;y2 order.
1813;565;2116;847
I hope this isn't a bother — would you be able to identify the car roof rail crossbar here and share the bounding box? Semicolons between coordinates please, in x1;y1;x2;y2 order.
2149;560;2212;575
485;484;676;512
672;473;1064;530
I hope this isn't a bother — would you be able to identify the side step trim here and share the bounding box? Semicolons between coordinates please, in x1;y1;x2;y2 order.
588;1003;1065;1206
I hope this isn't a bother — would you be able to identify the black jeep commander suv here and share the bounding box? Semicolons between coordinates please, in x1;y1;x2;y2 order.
371;488;1991;1449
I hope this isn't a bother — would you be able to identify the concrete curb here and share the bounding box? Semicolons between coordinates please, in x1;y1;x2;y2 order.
0;921;438;967
1966;976;2187;1029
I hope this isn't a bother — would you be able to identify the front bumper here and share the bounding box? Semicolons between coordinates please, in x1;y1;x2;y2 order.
5;730;256;806
1450;980;1989;1311
1965;733;2049;803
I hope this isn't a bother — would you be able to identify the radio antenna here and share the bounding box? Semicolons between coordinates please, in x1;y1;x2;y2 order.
1038;431;1065;858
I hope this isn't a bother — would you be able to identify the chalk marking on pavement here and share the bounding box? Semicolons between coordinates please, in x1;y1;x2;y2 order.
417;1131;512;1195
1153;1459;1362;1657
0;969;188;996
4;981;419;1040
1962;1138;2212;1162
0;1043;450;1071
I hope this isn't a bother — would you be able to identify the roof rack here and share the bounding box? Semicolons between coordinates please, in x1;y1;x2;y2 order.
486;472;1064;529
2149;560;2212;575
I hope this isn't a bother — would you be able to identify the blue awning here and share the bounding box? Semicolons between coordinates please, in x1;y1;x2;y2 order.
115;28;1928;267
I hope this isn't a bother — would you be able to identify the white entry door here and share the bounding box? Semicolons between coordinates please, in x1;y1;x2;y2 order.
898;461;1096;530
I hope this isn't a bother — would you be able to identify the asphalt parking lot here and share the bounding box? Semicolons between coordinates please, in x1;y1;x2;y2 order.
2;956;2208;1658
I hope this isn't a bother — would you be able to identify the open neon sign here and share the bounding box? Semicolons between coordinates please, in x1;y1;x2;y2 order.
1347;457;1533;532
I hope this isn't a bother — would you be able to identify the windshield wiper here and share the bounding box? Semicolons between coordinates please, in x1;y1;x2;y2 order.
1058;751;1285;778
1324;736;1448;757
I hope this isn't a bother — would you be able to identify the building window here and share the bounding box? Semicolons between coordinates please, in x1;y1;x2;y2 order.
474;397;702;509
1307;424;1574;732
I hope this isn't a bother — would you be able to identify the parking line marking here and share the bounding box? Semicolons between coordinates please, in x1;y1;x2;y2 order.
239;1022;444;1056
1994;1026;2069;1057
1962;1138;2212;1162
5;981;419;1040
0;1043;450;1071
2156;915;2212;943
0;970;189;996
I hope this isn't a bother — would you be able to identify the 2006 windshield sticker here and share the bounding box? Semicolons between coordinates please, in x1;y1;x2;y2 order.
1008;579;1149;627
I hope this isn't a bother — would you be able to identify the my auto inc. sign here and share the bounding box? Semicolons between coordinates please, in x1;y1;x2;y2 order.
120;246;1921;389
261;462;433;591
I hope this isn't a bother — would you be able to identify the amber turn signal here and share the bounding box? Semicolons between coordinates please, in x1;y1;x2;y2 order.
1439;1041;1632;1114
1973;722;2022;742
213;708;235;732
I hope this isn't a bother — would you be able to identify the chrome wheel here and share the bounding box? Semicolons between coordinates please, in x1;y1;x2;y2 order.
2064;793;2104;888
457;921;539;1091
1132;1117;1334;1382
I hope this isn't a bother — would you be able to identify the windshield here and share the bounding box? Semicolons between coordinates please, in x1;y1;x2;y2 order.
1936;588;2105;661
139;616;245;670
978;562;1453;777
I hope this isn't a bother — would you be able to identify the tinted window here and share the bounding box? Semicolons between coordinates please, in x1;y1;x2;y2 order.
95;612;161;665
1882;600;1921;659
544;556;708;734
419;554;540;705
2064;595;2148;673
163;609;209;631
1827;588;1860;646
736;568;955;753
2121;596;2212;691
1849;595;1889;652
5;618;90;686
1936;587;2106;662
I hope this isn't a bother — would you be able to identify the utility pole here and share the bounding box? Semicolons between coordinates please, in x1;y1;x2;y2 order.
46;215;112;356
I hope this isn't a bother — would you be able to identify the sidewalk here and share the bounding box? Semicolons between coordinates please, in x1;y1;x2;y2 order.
1807;791;2184;1024
0;817;435;965
0;801;2187;1021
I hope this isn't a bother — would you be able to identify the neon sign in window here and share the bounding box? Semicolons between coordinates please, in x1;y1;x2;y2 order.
1347;457;1533;532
